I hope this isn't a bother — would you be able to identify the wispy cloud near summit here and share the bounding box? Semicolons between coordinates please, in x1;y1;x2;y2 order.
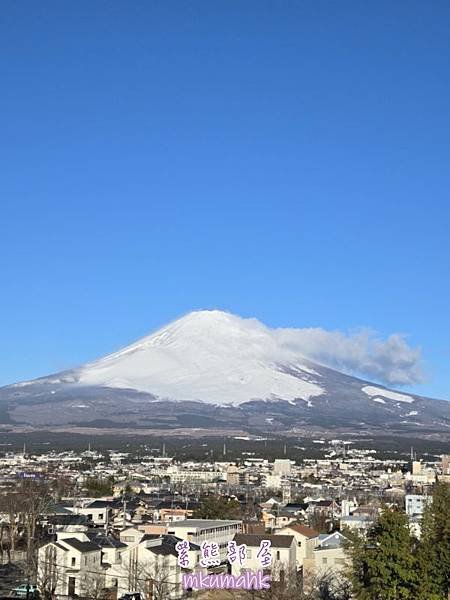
275;327;424;386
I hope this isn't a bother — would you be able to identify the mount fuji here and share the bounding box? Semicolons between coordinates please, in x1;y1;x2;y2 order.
1;310;450;437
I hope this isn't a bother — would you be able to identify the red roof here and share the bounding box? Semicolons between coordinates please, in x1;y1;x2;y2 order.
286;523;319;538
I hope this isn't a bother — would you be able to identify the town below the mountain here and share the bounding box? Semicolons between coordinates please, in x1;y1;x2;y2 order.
0;441;449;600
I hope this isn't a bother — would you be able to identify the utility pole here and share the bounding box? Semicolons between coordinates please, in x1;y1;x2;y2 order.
123;496;127;530
104;507;109;534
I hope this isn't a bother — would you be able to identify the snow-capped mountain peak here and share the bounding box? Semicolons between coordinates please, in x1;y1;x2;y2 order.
2;310;450;435
75;310;324;405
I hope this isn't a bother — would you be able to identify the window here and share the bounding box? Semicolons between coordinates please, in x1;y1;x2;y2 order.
276;551;280;560
99;514;104;520
335;558;345;565
322;557;328;565
71;557;76;567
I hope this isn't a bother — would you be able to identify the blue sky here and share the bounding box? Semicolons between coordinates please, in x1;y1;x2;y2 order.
1;1;449;398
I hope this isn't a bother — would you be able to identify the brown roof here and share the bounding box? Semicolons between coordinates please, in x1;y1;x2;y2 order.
285;524;319;539
234;534;294;548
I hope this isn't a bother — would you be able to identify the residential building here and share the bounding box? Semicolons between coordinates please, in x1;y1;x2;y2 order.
276;523;319;570
232;533;296;581
405;494;432;517
167;519;242;561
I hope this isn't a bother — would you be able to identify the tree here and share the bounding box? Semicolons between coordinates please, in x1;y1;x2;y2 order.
346;507;417;599
18;479;52;579
37;544;64;600
84;476;113;497
0;518;10;563
80;564;107;600
118;554;174;600
415;481;450;600
193;496;242;519
0;489;23;562
310;512;331;534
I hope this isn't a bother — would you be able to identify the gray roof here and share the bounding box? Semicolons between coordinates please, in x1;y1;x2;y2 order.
86;500;114;509
168;519;241;529
234;534;294;548
51;542;68;552
316;532;347;550
45;504;73;515
87;533;127;549
141;533;200;551
62;538;101;553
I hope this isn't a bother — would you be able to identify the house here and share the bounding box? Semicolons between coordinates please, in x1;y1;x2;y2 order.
86;531;127;566
313;531;349;577
282;502;309;519
340;514;374;535
405;494;432;517
152;500;197;523
108;534;201;599
232;533;296;581
119;526;145;546
75;500;113;527
308;500;340;519
37;532;105;597
276;523;319;571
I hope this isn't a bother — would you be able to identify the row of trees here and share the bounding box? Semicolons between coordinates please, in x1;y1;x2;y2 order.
346;481;450;599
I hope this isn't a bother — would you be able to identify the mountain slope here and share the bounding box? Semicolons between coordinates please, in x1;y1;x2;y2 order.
1;310;450;436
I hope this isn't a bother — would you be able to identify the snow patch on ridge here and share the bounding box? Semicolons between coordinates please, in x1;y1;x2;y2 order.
362;385;414;404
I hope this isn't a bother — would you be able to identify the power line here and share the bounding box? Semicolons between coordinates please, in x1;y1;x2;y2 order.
38;557;198;586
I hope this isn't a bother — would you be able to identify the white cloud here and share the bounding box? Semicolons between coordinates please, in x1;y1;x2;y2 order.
274;326;424;386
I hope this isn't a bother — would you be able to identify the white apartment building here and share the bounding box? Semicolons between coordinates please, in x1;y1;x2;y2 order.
167;519;242;561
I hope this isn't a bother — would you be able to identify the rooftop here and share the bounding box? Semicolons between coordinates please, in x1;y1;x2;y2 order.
168;519;241;529
285;523;319;538
234;534;294;548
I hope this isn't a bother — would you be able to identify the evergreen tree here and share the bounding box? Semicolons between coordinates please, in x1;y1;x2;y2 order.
193;495;241;519
415;481;450;599
347;507;417;599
